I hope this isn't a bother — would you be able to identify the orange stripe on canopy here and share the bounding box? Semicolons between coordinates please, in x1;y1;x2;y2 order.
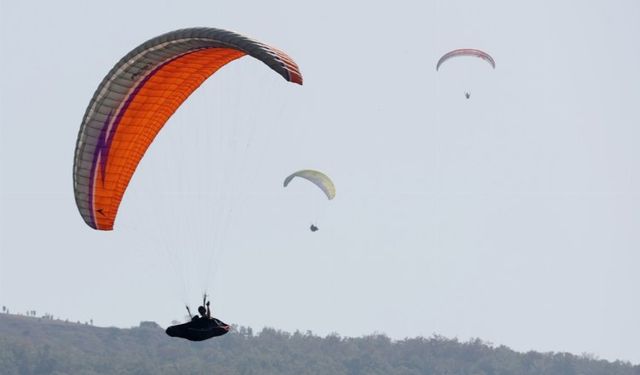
92;48;246;230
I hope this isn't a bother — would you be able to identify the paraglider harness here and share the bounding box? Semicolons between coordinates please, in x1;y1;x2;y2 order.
166;294;230;341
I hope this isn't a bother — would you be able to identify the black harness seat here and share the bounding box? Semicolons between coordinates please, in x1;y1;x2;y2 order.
166;318;230;341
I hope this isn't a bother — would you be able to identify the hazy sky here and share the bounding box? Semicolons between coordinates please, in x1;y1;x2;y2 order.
2;0;639;364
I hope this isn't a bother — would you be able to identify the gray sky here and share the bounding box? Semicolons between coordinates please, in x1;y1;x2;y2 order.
2;0;640;364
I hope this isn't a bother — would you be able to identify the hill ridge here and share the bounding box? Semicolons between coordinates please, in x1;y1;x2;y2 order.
0;313;637;375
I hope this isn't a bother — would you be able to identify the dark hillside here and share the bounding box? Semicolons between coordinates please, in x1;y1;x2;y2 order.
0;313;637;375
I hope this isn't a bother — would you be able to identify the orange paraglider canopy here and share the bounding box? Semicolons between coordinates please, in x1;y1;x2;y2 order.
73;28;302;230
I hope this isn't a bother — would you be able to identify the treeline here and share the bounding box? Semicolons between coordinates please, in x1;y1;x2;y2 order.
0;313;637;375
1;306;94;326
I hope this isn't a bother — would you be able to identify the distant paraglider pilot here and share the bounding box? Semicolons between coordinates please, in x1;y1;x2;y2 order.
283;170;335;233
166;295;230;341
465;92;471;99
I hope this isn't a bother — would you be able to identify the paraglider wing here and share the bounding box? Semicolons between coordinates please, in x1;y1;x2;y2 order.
73;28;303;230
283;170;335;200
436;49;495;71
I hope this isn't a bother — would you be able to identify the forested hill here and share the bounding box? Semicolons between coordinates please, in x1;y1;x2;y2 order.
0;313;637;375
